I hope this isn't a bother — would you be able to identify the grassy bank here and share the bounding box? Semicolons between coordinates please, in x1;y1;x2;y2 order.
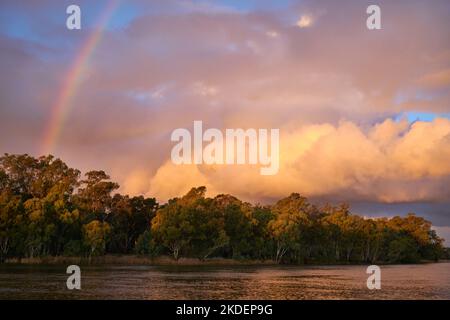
5;255;446;266
4;255;278;266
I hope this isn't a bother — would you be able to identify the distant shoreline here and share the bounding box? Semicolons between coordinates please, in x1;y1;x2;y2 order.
3;255;276;266
2;255;446;266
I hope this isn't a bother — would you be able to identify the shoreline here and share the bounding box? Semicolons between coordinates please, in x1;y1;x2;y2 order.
3;255;277;266
2;255;446;267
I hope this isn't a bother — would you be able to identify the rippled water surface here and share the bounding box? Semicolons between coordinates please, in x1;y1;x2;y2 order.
1;262;449;299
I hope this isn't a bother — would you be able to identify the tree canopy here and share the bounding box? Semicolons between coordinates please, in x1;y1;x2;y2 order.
0;154;446;264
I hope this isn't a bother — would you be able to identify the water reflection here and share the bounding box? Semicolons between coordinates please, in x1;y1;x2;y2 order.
0;262;449;299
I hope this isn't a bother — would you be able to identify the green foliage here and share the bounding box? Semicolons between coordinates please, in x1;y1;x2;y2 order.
387;236;419;263
0;153;446;264
108;194;157;253
269;194;315;263
135;230;160;257
83;220;111;257
63;240;84;256
151;187;229;260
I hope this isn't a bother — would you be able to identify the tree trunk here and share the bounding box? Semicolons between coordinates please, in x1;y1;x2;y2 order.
276;242;287;263
335;243;340;261
0;238;9;263
346;244;353;262
171;244;180;261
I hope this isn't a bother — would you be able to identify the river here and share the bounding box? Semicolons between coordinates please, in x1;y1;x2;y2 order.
1;262;449;299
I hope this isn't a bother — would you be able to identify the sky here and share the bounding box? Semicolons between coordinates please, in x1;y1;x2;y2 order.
0;0;449;244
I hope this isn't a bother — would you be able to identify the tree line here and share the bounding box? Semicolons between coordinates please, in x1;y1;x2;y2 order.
0;154;447;264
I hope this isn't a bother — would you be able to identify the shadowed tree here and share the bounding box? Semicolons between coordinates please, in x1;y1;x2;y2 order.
75;171;119;223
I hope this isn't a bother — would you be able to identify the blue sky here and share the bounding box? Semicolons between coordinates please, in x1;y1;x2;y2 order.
396;112;450;123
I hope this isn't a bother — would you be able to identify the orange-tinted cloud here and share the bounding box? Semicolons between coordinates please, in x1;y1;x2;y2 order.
144;118;450;204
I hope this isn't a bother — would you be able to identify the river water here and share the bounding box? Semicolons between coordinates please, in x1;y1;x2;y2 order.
1;262;449;299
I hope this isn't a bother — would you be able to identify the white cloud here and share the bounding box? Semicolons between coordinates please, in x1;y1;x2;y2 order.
139;118;450;204
296;15;313;28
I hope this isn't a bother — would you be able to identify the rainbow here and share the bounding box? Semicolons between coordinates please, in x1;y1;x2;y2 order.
41;0;120;155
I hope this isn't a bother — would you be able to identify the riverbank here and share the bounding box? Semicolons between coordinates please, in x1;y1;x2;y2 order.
3;255;278;266
4;255;446;266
